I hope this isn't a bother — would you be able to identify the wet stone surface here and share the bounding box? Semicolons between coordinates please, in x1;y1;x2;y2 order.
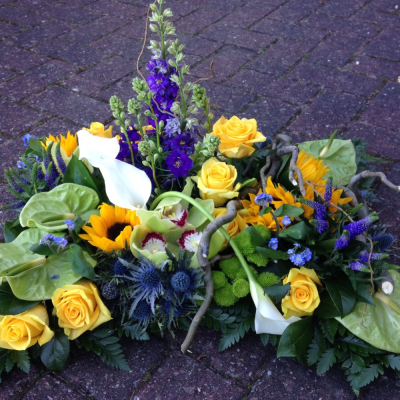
1;0;400;399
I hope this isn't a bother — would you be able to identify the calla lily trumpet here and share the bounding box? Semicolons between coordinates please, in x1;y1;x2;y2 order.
77;130;152;210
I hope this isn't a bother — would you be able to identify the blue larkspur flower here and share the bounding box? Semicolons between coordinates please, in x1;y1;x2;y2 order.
127;257;164;315
165;117;182;137
165;133;195;155
166;150;193;178
268;238;278;250
282;216;291;226
254;193;273;207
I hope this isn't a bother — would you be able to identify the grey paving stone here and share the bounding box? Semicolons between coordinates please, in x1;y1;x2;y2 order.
0;99;46;137
226;69;319;105
22;374;88;400
287;62;381;97
251;17;326;44
306;33;366;68
177;33;223;58
200;24;275;51
14;0;53;9
352;7;400;27
216;2;276;29
191;46;255;83
362;28;400;61
27;86;111;126
60;337;167;400
62;55;135;95
99;76;135;105
346;55;400;81
0;60;78;101
39;2;101;24
248;39;313;76
0;5;48;27
360;83;400;131
83;0;147;18
0;65;17;83
0;20;24;37
268;0;321;23
194;0;243;12
240;96;300;137
135;350;244;400
26;117;80;137
301;12;381;38
289;89;365;138
318;0;366;18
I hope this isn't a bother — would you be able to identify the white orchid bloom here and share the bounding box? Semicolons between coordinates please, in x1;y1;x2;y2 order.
77;130;152;210
248;274;300;335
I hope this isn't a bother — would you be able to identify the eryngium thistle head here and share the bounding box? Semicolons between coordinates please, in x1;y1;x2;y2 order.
372;233;394;251
102;282;119;300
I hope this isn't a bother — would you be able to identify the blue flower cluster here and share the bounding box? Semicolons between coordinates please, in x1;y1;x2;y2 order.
268;238;278;250
287;244;312;267
324;178;333;203
255;193;273;207
358;252;386;263
65;219;75;230
40;234;68;249
304;200;328;233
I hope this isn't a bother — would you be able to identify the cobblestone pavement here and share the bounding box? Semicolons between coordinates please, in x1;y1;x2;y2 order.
1;0;400;398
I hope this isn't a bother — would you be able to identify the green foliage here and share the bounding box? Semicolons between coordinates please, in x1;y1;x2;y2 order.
76;328;130;371
0;349;30;382
323;275;357;318
264;283;290;303
212;271;227;290
219;257;241;280
0;283;39;315
1;217;24;243
232;279;250;298
316;348;336;375
257;272;280;288
274;204;304;218
319;318;338;344
40;330;70;373
214;284;238;307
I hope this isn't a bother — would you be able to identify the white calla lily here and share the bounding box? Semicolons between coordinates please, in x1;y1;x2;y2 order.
76;129;152;210
249;279;300;335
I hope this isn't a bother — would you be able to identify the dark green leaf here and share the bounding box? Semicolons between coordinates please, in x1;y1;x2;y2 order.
383;355;400;371
3;219;24;243
274;204;304;218
29;138;45;155
63;155;99;195
256;246;289;260
67;244;95;279
5;353;14;373
260;334;269;346
279;221;311;240
348;364;383;393
40;330;70;372
355;284;375;306
314;291;340;319
244;226;268;247
0;283;39;315
323;275;357;318
259;207;273;217
307;340;322;365
277;317;314;362
316;348;336;375
10;350;30;373
241;178;257;189
264;283;290;303
319;318;338;344
29;243;58;256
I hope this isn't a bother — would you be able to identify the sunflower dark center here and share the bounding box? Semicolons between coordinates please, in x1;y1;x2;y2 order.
107;223;130;241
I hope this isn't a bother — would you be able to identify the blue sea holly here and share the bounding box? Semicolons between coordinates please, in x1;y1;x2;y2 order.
132;300;153;326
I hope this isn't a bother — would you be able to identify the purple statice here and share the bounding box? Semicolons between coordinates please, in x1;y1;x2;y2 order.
165;151;193;178
358;252;386;263
349;261;367;271
343;214;378;239
268;238;278;250
372;233;394;251
164;133;195;155
65;220;75;230
22;134;32;147
255;193;273;207
282;216;291;226
324;178;333;203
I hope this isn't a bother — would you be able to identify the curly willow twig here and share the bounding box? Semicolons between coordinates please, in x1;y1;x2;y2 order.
181;200;242;353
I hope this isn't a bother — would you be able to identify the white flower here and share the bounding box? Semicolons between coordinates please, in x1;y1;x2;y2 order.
77;130;152;210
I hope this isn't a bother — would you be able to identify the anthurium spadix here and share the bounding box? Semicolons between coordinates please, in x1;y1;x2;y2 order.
77;130;152;210
249;279;300;335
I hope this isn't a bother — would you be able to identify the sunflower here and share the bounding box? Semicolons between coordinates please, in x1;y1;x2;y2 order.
296;149;329;186
43;131;78;157
328;188;353;213
266;176;302;210
79;203;140;252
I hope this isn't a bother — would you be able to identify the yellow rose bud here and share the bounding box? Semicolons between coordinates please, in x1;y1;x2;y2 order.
52;280;112;340
0;305;54;351
210;116;266;158
281;267;322;319
213;207;248;239
82;122;113;138
192;157;241;207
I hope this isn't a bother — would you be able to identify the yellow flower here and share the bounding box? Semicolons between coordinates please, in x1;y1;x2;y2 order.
80;203;141;252
296;149;329;186
192;157;241;207
44;131;78;157
302;185;315;219
213;207;248;239
281;267;322;319
210;116;266;158
0;305;54;350
52;280;112;340
328;188;353;213
82;122;113;138
266;176;302;210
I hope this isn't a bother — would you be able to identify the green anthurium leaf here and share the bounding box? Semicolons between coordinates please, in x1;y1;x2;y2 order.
323;275;357;318
6;250;96;301
67;244;96;280
19;183;99;232
40;329;70;373
63;155;99;195
274;204;304;218
277;316;314;362
3;218;24;243
0;283;40;315
188;199;214;229
256;246;289;260
298;139;357;186
336;271;400;353
29;243;59;256
279;221;311;240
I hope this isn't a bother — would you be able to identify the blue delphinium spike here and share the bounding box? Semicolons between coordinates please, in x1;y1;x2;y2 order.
358;252;387;263
324;177;333;203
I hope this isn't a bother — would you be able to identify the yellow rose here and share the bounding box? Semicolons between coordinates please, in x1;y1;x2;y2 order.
192;157;241;207
52;280;112;340
83;122;113;138
0;305;54;351
213;207;248;238
281;267;322;319
211;116;266;158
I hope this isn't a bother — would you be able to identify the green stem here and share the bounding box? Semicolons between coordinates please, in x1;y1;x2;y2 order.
119;118;135;166
150;192;255;278
177;68;187;130
148;102;161;151
150;158;161;193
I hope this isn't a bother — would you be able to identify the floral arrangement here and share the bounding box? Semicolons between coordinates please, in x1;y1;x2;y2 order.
1;0;400;395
